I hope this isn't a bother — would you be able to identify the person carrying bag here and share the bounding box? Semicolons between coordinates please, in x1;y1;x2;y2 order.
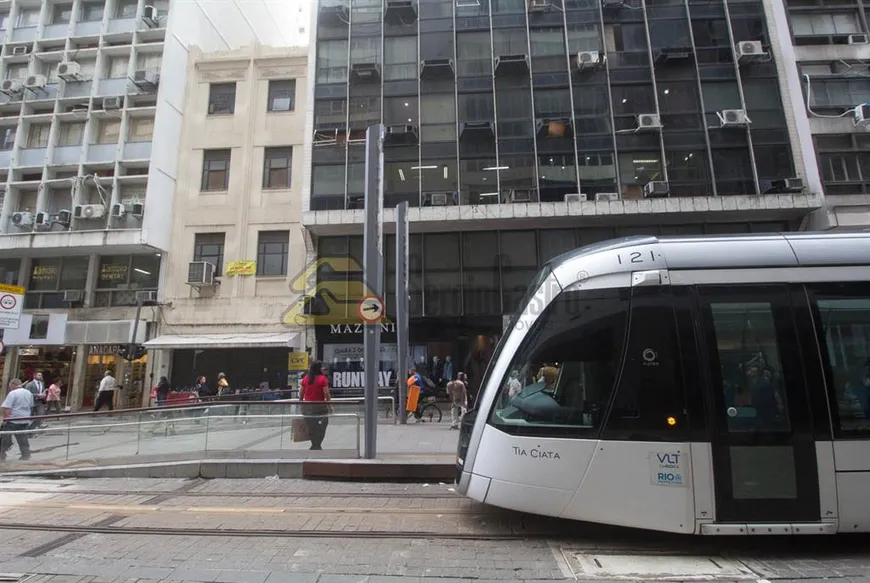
297;361;331;450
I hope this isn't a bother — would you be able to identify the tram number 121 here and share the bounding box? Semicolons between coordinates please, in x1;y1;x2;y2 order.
616;250;657;265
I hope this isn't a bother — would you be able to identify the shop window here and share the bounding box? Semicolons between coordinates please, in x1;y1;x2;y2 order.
25;257;89;309
194;233;225;277
268;80;296;112
0;258;21;285
208;83;236;115
263;147;292;189
201;149;231;191
257;231;289;277
94;254;160;307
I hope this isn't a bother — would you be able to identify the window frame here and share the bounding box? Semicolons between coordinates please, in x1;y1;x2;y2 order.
208;82;237;115
193;233;226;277
25;256;89;310
262;146;293;189
94;254;161;307
201;149;231;192
267;79;296;112
256;231;290;277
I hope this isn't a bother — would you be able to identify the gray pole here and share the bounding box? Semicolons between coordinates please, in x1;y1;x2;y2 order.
395;202;409;424
363;124;385;459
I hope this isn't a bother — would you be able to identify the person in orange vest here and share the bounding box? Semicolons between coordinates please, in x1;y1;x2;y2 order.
406;367;424;420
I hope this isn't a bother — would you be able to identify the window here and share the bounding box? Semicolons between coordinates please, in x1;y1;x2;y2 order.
44;61;60;83
25;257;89;310
94;254;161;307
106;56;129;78
202;149;231;191
263;147;292;189
57;122;85;146
194;233;225;277
137;53;161;70
489;289;630;436
96;120;121;144
1;126;16;150
208;83;236;115
256;231;289;276
384;36;417;80
81;2;104;21
791;12;861;36
0;258;20;285
115;0;138;19
27;123;51;148
5;63;27;80
128;117;154;142
316;40;349;84
267;80;295;112
53;4;73;24
16;8;39;27
809;283;870;435
809;77;870;109
420;94;456;142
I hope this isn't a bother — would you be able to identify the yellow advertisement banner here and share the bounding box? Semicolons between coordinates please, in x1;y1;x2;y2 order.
288;352;309;371
225;261;256;276
0;283;25;295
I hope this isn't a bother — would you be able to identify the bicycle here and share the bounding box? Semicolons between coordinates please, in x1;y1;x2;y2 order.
416;396;443;423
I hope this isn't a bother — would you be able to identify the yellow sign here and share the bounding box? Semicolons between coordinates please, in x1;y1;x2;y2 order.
225;261;256;276
288;352;309;371
0;283;24;295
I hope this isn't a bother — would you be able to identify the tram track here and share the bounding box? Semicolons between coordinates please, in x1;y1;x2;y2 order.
0;486;460;500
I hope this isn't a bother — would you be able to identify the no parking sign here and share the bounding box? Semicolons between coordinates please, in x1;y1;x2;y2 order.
0;283;25;330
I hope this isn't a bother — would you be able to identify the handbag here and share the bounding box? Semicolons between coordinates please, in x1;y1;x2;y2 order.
292;417;309;442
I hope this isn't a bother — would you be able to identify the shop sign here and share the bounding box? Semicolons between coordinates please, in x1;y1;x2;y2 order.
288;352;309;371
89;344;124;356
0;283;25;330
99;263;129;284
328;322;396;335
226;261;257;276
322;343;427;390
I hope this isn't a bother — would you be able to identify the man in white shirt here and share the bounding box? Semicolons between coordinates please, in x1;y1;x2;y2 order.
1;378;34;461
94;370;117;412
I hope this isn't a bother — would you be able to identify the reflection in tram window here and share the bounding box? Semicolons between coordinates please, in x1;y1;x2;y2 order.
489;289;628;432
708;302;789;432
809;285;870;434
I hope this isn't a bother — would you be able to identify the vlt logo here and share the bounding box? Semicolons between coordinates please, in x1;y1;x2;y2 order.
657;452;679;466
652;451;685;487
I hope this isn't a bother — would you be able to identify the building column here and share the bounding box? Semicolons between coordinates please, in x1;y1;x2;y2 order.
85;253;100;306
0;346;17;398
69;345;88;412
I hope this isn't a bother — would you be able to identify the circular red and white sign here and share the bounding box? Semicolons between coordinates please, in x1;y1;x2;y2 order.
357;295;384;323
0;294;16;310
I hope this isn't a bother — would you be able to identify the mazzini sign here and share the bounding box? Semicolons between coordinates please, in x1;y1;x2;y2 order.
329;323;396;334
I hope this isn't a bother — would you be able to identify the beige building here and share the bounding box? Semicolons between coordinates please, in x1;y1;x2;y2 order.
145;43;309;392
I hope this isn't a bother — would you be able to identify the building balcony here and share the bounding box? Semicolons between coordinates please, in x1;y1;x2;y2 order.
97;78;129;96
0;227;153;254
11;26;37;42
62;81;93;98
0;149;13;167
43;23;70;39
87;144;118;163
53;145;81;165
301;193;823;236
123;141;151;160
107;18;137;34
74;20;102;37
18;147;47;167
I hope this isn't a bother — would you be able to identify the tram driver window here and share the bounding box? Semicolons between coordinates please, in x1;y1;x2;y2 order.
489;289;629;434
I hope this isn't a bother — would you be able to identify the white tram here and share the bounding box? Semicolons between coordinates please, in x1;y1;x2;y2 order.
456;231;870;535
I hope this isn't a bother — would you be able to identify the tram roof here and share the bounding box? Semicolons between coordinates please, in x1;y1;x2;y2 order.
547;230;870;273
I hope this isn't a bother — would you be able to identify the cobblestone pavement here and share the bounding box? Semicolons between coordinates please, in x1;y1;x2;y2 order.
1;477;870;583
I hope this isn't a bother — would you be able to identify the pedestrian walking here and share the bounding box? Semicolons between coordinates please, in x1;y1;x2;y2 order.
94;370;117;412
300;361;331;450
45;380;62;414
1;379;34;461
24;372;46;430
448;380;468;430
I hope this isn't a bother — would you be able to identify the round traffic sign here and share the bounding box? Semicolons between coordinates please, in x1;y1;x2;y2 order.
0;294;16;310
357;295;384;323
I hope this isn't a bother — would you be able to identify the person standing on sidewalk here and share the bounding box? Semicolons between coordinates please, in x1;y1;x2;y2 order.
300;361;330;451
448;380;467;430
45;380;62;414
94;370;117;412
1;379;34;461
24;372;46;430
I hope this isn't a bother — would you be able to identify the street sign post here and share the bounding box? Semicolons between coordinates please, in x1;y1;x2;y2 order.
0;283;25;330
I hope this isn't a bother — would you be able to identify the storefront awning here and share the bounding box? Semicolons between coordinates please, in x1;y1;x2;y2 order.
143;332;299;350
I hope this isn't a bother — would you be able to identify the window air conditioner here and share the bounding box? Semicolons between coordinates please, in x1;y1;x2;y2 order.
637;113;662;129
11;211;33;227
576;51;603;69
564;193;587;202
719;109;750;126
429;193;449;206
387;124;415;135
854;104;870;127
35;212;52;226
63;290;83;302
136;290;158;303
56;210;72;225
142;5;159;27
73;204;107;219
103;96;122;110
111;203;127;218
132;69;159;89
11;46;29;56
848;33;869;45
187;261;216;286
129;203;145;217
770;178;804;193
0;79;23;94
644;181;669;198
597;192;620;201
58;61;82;81
24;75;46;90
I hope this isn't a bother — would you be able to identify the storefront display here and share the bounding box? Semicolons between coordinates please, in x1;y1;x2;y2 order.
15;346;76;408
322;343;428;392
83;345;148;409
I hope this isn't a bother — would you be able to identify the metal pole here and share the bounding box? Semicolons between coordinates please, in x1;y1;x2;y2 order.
363;124;385;459
124;298;144;406
396;201;409;424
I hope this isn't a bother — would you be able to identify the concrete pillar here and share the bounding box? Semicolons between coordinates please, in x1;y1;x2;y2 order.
0;346;17;399
69;345;88;412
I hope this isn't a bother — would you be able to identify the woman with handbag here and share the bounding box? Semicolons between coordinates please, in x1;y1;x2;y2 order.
300;361;330;450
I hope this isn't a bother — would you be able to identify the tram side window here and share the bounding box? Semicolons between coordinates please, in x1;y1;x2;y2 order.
808;283;870;435
488;289;629;436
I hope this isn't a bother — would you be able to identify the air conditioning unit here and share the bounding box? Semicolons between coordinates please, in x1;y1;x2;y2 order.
56;210;72;225
507;189;532;203
73;204;106;219
24;75;46;90
644;181;669;198
135;290;158;303
63;290;83;302
58;61;82;81
387;124;415;135
770;178;804;193
602;0;624;6
564;193;587;202
528;0;552;11
1;79;22;95
11;46;29;56
637;113;663;129
132;69;159;88
429;193;449;206
577;51;603;69
129;203;144;217
35;212;52;226
142;5;159;27
111;203;127;218
187;261;216;286
597;192;620;201
719;109;750;126
103;96;122;110
854;104;870;127
11;211;33;227
735;41;765;60
848;33;869;45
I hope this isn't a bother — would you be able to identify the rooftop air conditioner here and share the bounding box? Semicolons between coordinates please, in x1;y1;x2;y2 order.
719;109;750;126
187;261;216;286
11;46;29;56
848;33;869;45
56;210;72;225
129;203;144;217
1;79;22;94
58;61;82;81
63;290;83;302
142;5;159;27
103;96;122;110
11;211;33;227
35;212;52;226
637;113;662;129
24;75;46;90
111;203;127;218
73;204;106;219
854;104;870;127
564;193;587;202
135;290;158;303
644;181;669;198
577;51;603;69
597;192;620;201
736;41;764;60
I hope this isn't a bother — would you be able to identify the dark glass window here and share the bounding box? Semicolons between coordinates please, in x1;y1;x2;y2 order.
423;233;461;316
267;80;296;112
202;149;231;191
263;147;292;189
457;32;492;77
384;36;417;81
500;231;539;313
463;232;500;315
208;83;236;115
317;40;349;84
420;94;456;142
93;255;160;307
26;257;89;309
383;97;418;126
0;258;20;285
194;233;226;277
257;231;289;276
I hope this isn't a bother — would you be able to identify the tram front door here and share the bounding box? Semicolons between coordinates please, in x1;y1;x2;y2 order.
697;285;821;524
